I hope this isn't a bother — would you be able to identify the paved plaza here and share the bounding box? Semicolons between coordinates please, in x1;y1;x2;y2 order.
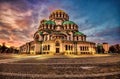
0;54;120;79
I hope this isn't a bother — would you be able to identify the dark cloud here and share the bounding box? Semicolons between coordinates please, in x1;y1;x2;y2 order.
0;29;9;35
95;26;120;37
0;0;29;12
0;22;12;30
87;26;120;44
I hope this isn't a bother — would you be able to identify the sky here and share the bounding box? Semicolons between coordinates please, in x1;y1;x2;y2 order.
0;0;120;47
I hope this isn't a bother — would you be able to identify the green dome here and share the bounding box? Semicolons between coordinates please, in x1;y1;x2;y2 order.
74;32;84;35
44;20;55;25
39;31;43;35
62;21;75;25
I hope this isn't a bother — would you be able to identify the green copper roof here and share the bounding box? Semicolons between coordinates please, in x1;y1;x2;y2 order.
44;20;55;25
74;32;84;35
62;21;75;25
39;31;43;35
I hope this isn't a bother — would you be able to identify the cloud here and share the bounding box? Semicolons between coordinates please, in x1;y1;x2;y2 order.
0;0;120;47
86;26;120;45
0;0;51;47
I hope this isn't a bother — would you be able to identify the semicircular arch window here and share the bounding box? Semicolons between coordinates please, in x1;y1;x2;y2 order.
55;42;60;46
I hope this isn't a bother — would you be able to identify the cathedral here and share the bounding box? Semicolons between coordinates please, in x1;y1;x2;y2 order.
20;10;96;55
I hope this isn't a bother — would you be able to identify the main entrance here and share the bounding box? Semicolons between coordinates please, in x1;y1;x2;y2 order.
56;48;59;53
55;41;60;54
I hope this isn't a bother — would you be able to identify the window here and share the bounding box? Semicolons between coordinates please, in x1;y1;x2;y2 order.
81;37;83;41
35;35;39;41
77;36;79;41
65;45;67;50
56;42;60;46
69;45;70;50
45;45;47;50
80;46;82;51
62;37;64;39
69;25;71;29
83;46;84;51
84;47;86;51
87;47;89;51
60;12;61;17
48;45;50;50
71;46;73;50
43;46;45;50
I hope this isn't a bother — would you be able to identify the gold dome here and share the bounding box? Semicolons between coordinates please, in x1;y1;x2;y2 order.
52;9;65;13
49;9;69;20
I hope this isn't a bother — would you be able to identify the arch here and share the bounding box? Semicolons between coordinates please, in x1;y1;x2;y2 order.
60;12;61;17
65;45;67;50
48;45;50;50
69;45;70;50
55;41;60;46
69;24;71;29
35;34;39;41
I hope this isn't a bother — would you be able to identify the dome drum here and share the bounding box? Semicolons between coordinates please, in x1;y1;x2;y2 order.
63;23;78;30
49;10;69;20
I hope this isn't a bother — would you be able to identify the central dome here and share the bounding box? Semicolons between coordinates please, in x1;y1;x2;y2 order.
52;9;65;13
49;9;69;21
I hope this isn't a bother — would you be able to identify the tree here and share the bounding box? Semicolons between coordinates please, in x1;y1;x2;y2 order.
116;44;120;53
0;42;7;53
109;45;120;53
96;43;104;54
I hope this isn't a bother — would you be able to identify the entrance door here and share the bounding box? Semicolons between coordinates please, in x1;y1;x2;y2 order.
56;48;59;53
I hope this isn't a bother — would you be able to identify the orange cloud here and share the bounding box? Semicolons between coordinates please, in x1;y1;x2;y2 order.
0;0;58;47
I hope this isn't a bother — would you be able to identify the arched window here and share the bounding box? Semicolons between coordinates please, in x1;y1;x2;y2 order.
65;25;67;29
43;46;45;50
83;46;85;51
45;45;47;50
48;45;50;50
77;36;79;41
81;36;83;41
60;12;61;17
65;45;67;50
35;35;39;41
56;42;60;46
69;25;71;29
69;45;70;50
80;46;82;51
56;12;58;17
71;46;73;50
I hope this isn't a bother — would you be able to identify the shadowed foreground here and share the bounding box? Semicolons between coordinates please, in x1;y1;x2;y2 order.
0;54;120;79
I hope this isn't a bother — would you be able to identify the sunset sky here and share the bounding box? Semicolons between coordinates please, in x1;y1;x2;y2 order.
0;0;120;47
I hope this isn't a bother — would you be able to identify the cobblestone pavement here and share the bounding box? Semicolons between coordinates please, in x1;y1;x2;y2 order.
0;54;120;79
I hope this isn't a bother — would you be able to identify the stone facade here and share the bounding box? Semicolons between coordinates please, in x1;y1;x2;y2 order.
20;10;96;55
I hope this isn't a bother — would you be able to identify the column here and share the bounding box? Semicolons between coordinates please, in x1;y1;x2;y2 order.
47;35;50;40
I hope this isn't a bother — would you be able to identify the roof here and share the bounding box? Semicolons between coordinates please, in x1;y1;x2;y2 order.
52;32;67;36
74;32;84;35
62;21;75;25
44;20;56;25
52;9;65;13
39;31;43;35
